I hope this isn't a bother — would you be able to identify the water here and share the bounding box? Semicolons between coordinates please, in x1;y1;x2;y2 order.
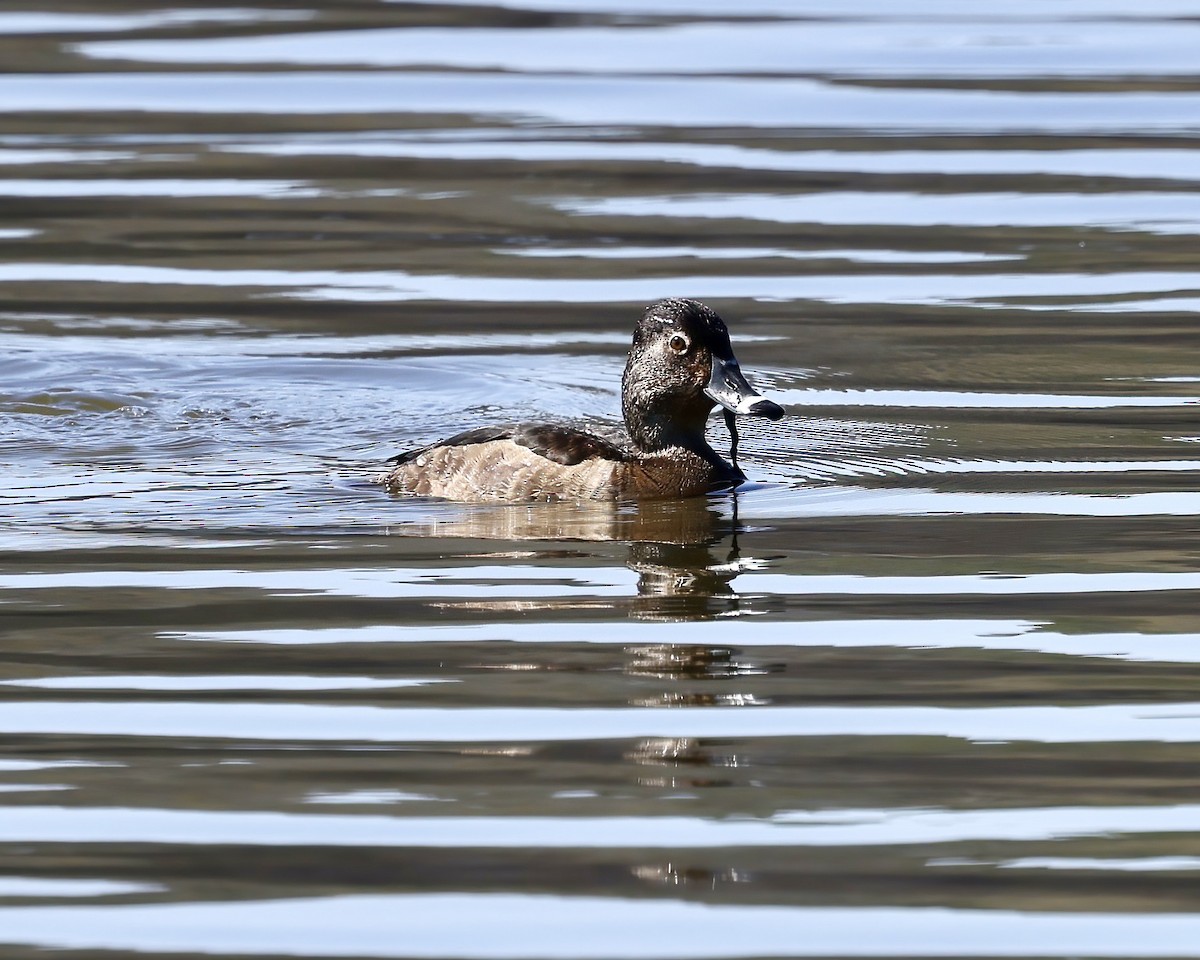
2;1;1199;957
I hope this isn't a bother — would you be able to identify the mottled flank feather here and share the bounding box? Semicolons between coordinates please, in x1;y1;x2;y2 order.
388;422;630;468
380;439;618;501
513;423;631;465
379;432;720;502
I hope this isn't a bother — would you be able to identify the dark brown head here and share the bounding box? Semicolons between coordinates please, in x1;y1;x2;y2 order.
621;298;784;454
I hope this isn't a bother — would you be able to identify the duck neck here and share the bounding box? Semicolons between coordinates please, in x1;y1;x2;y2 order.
623;391;720;461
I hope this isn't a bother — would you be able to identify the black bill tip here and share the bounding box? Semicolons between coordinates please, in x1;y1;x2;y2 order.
748;398;785;421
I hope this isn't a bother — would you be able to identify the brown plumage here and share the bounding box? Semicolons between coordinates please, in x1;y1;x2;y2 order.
378;299;784;502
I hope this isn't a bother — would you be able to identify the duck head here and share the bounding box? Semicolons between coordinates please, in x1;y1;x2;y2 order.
621;298;784;454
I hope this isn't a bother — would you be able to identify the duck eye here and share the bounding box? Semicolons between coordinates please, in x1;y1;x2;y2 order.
669;334;690;354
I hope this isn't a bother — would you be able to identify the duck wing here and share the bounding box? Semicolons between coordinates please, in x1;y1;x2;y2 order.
387;422;631;467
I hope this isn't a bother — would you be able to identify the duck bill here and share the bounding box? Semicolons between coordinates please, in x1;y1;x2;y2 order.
704;354;784;420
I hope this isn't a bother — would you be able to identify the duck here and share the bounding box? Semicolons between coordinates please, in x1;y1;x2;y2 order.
378;298;784;502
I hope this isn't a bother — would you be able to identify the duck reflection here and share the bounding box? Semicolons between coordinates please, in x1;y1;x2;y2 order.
627;536;745;622
632;863;752;890
389;494;766;791
387;495;764;868
388;492;758;622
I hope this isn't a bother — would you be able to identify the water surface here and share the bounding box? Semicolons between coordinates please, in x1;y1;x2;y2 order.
2;1;1200;958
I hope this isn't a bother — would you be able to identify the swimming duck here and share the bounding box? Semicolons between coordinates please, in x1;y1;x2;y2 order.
378;298;784;502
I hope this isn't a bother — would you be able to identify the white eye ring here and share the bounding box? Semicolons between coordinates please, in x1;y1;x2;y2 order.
669;334;690;354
